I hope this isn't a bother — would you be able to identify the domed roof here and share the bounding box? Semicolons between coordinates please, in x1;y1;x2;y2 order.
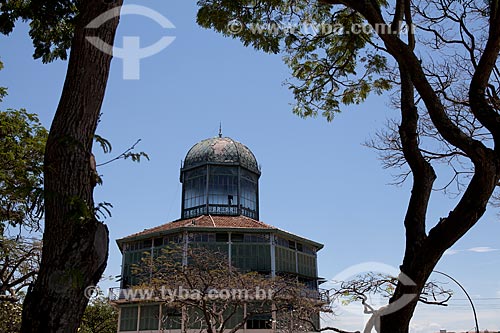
183;136;260;174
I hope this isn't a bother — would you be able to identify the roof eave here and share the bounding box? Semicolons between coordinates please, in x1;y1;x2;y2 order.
116;226;324;251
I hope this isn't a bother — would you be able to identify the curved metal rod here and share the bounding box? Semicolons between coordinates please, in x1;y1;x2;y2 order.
433;270;479;333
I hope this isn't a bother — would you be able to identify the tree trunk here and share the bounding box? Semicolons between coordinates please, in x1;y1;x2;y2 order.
21;1;123;332
378;253;441;333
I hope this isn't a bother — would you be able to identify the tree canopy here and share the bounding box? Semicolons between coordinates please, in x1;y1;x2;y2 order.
79;293;118;333
0;1;76;63
197;0;394;120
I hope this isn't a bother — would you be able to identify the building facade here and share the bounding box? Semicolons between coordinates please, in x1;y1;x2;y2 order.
111;136;325;332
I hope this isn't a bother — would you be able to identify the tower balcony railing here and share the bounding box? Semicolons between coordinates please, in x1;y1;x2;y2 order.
108;286;156;304
300;288;330;303
208;204;239;216
108;287;138;304
108;287;123;302
183;204;257;219
318;288;330;303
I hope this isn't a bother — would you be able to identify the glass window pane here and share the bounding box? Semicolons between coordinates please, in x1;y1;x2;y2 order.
161;305;181;329
139;304;159;330
183;168;207;215
120;306;138;331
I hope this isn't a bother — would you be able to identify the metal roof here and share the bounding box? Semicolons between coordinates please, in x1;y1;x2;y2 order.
182;137;260;174
116;215;324;251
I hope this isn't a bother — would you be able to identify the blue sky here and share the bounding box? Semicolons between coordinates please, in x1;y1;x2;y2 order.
1;1;499;332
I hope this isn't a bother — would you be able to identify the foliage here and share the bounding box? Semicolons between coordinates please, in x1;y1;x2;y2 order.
0;107;47;233
0;61;6;100
79;294;118;333
197;0;393;121
0;1;77;63
0;300;22;332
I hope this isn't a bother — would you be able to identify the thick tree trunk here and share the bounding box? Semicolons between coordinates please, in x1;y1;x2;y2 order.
378;253;441;333
21;1;123;332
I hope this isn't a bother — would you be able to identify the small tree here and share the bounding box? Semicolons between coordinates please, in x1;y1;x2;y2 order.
0;238;41;303
132;245;330;333
79;293;118;333
330;273;453;333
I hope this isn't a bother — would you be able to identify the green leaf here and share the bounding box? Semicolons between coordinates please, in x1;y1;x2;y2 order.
94;134;112;154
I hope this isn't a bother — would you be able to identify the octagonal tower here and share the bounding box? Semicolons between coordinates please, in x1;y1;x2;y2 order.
180;135;261;220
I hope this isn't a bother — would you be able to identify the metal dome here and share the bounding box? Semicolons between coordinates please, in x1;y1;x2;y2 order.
182;137;260;174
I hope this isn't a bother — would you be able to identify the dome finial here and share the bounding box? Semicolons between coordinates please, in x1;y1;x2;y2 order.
218;122;222;138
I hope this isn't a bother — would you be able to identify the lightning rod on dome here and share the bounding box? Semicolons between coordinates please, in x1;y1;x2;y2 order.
218;122;222;138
